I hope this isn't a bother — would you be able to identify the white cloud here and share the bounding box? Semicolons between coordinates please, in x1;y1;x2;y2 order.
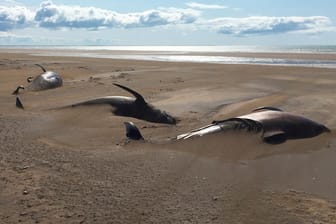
186;2;228;9
0;0;334;39
203;16;332;36
0;5;34;31
34;1;201;29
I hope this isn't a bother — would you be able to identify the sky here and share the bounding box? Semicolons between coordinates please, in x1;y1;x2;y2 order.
1;0;335;45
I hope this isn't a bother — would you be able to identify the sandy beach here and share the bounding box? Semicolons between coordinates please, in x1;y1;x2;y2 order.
1;49;336;223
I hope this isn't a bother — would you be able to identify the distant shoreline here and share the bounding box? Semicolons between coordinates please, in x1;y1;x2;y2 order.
1;45;336;54
2;47;336;69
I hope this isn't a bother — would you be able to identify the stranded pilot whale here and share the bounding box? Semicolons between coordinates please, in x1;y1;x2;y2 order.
125;107;330;144
66;83;177;125
26;64;63;91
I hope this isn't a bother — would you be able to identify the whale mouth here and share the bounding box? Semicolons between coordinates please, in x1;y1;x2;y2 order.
324;126;331;133
166;116;177;125
160;110;177;124
318;124;331;133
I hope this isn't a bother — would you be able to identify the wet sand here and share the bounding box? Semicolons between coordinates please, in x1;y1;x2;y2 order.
0;50;336;223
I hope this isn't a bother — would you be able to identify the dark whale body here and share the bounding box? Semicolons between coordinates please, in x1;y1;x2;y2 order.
69;83;176;125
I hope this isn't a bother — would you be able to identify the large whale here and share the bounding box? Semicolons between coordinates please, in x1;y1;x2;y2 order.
67;83;177;125
125;107;330;144
26;64;63;91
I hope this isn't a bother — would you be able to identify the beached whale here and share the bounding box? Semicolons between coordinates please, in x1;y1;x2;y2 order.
125;107;330;144
66;83;177;125
26;64;63;91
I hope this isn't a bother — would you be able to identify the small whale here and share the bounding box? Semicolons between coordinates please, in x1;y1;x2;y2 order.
27;64;63;91
65;83;177;124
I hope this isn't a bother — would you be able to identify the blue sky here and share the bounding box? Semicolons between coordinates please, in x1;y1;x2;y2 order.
1;0;335;45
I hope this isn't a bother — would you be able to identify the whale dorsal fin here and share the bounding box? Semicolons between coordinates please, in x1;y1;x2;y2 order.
35;64;47;72
113;83;146;104
124;121;144;140
252;106;283;113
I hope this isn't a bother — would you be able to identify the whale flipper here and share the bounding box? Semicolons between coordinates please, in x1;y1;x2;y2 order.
113;83;146;104
262;130;287;144
35;64;47;72
124;121;144;140
16;97;24;109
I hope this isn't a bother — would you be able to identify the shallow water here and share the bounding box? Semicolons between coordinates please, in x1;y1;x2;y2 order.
3;45;336;68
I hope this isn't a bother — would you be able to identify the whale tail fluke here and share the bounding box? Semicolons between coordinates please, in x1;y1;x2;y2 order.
12;85;25;95
16;96;24;110
35;64;47;72
124;121;144;141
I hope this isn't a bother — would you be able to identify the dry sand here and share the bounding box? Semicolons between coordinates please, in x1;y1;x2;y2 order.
0;50;336;223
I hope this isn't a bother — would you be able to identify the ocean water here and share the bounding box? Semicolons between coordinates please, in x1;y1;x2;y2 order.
2;45;336;68
3;45;336;53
